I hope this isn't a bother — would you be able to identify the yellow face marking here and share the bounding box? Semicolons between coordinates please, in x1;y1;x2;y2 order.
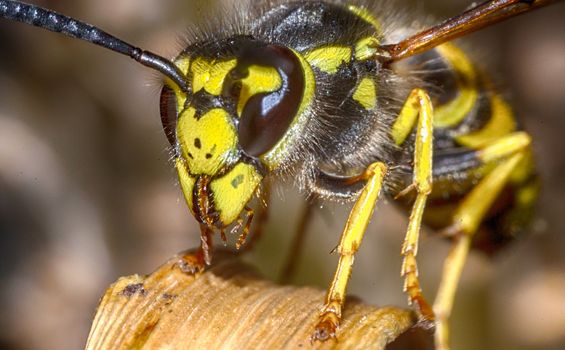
305;46;352;74
353;77;377;110
165;56;192;111
175;158;196;213
210;162;263;224
190;57;237;95
237;65;283;116
433;43;479;129
175;56;191;76
261;49;316;169
455;94;516;148
177;107;238;175
348;5;381;32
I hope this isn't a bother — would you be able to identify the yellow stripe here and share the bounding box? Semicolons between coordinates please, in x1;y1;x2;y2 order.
176;56;191;76
210;163;263;224
353;77;377;110
455;94;516;149
347;5;381;32
355;37;379;61
190;57;237;95
348;6;380;61
305;46;352;74
433;44;478;129
175;158;196;213
167;56;191;112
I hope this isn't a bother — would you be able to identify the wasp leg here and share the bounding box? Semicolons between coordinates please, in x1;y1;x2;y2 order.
392;89;436;321
279;199;316;283
239;181;271;253
235;206;254;250
175;224;213;275
199;224;214;266
433;132;531;350
313;162;387;341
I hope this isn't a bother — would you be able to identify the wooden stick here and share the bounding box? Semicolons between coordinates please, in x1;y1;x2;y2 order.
85;250;424;349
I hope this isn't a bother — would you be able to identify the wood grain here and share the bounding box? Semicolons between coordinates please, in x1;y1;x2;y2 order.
85;250;422;349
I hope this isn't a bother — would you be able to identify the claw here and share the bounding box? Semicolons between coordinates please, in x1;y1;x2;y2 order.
175;251;206;276
312;310;340;342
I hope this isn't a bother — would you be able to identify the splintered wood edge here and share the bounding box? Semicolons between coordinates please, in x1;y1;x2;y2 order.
85;251;418;350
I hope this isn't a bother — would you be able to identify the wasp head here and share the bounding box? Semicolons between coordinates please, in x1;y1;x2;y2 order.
159;37;312;229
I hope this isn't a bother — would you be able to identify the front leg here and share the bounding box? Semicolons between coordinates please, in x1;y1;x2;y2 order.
176;224;213;275
313;162;387;341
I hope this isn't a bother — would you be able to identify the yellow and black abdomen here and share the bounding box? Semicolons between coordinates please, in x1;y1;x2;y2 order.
390;43;539;254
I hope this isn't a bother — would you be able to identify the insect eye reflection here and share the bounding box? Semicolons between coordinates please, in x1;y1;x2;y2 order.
231;44;305;157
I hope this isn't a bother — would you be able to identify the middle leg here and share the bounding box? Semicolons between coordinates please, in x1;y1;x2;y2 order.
392;88;436;321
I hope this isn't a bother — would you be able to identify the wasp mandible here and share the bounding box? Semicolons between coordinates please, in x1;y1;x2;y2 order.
0;1;561;349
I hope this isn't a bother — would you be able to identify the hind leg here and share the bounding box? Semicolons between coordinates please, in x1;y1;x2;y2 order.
433;132;531;350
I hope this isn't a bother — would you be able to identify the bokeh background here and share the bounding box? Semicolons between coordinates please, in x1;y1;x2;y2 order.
0;0;564;349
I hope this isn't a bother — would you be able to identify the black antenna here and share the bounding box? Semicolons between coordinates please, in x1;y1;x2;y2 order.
0;0;190;92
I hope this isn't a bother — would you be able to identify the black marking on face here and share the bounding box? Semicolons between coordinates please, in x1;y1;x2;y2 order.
194;138;201;149
231;174;244;189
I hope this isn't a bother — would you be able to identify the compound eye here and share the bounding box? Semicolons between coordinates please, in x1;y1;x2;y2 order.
237;45;304;157
159;85;178;146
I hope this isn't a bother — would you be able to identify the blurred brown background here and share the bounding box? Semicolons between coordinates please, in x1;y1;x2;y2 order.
0;1;564;349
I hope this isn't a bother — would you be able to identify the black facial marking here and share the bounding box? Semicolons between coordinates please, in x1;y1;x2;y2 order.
191;89;225;118
194;138;201;149
231;174;244;189
205;153;212;159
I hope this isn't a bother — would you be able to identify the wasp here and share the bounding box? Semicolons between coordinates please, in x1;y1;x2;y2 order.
0;0;561;349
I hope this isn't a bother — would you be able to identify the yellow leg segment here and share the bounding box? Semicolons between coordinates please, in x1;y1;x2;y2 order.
433;131;531;350
313;162;387;341
434;233;472;350
393;89;436;321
